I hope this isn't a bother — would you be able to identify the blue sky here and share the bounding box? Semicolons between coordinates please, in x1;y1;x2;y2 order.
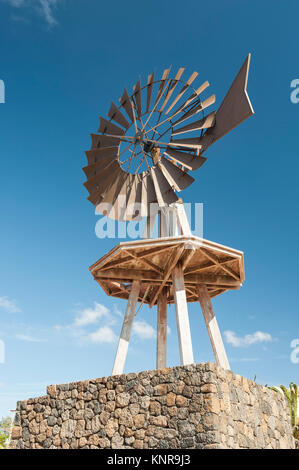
0;0;299;418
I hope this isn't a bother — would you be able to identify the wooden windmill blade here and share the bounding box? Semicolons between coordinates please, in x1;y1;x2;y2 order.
159;67;185;112
123;174;142;220
85;147;118;165
98;117;125;136
159;157;194;191
108;101;131;129
90;133;121;149
101;173;134;220
164;148;207;171
82;156;117;179
141;172;157;205
133;80;142;117
146;72;155;113
171;111;216;136
119;88;135;122
172;94;216;127
150;166;179;206
84;160;121;194
174;80;210;115
154;67;171;108
86;164;124;206
165;71;198;114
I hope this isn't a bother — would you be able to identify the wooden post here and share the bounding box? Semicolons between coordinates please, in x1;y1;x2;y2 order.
197;284;230;370
156;287;167;369
142;215;156;239
169;206;179;236
175;202;191;236
172;263;194;365
112;280;141;375
159;209;169;237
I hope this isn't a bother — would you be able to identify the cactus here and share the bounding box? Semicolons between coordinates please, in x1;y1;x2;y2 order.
268;383;298;440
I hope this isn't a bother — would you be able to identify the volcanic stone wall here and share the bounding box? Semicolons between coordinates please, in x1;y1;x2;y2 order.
10;363;295;449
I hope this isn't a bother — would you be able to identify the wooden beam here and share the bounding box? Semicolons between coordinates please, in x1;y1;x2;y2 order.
181;244;196;271
156;287;167;369
184;273;240;286
159;209;169;237
174;202;191;236
112;280;141;376
184;256;235;275
96;269;241;287
150;245;185;307
123;249;163;274
143;213;156;239
197;284;230;370
200;248;240;280
172;263;194;365
99;255;133;271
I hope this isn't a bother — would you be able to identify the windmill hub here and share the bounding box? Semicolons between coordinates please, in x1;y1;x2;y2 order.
133;130;146;145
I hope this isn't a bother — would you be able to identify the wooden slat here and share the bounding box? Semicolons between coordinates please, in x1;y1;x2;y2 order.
200;248;240;280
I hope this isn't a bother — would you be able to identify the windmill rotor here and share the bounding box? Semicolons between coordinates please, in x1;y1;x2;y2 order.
83;54;254;221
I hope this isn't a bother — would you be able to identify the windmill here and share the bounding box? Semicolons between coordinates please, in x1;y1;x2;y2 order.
83;55;254;375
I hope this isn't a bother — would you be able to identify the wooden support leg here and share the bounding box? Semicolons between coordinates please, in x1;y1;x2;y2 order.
156;287;167;369
175;202;191;236
159;209;169;237
169;206;179;236
112;280;141;375
172;263;194;366
142;215;156;239
197;284;230;370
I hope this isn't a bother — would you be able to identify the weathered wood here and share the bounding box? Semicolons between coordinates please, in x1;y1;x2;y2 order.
197;284;230;370
143;214;156;239
91;235;244;305
123;249;163;274
112;280;141;375
172;263;194;365
168;205;179;236
184;256;235;275
149;245;185;307
157;288;167;369
159;209;169;237
174;202;191;236
96;268;240;287
200;248;239;280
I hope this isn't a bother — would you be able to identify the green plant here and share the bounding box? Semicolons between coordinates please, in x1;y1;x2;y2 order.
0;416;12;449
268;383;299;440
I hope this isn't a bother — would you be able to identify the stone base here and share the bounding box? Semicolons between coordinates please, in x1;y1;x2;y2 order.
10;363;295;449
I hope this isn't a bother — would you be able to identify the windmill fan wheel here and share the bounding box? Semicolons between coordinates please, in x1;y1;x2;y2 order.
83;56;254;221
83;67;216;221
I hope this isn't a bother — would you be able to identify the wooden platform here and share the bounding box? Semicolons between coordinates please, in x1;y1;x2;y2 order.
90;236;244;307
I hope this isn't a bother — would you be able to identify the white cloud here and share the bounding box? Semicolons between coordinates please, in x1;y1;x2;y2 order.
38;0;59;26
1;0;64;26
133;320;156;340
73;302;110;327
16;334;47;343
87;326;117;344
224;330;273;348
0;296;21;313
